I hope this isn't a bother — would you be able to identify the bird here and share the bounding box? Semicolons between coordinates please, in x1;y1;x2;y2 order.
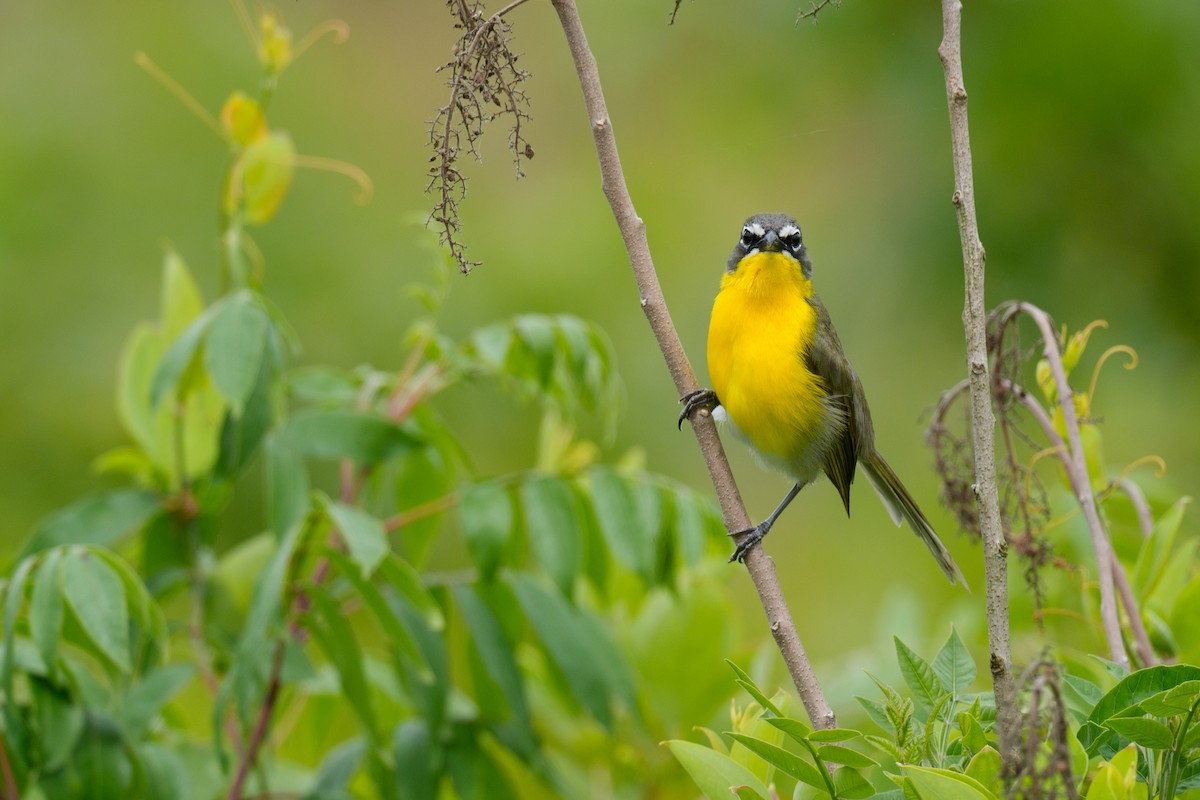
679;212;964;584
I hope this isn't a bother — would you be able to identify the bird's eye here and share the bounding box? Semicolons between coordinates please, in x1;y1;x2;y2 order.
782;231;802;249
740;228;757;246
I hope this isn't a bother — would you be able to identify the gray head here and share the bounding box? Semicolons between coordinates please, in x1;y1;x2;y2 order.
726;212;812;277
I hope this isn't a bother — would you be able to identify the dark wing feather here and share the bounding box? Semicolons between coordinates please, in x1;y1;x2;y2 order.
803;296;875;515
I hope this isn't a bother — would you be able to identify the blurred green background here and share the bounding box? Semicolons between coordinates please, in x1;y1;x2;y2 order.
2;0;1197;686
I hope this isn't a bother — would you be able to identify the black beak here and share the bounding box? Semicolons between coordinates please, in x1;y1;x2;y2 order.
759;230;782;252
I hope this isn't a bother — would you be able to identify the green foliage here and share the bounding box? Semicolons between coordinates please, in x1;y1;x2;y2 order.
0;10;734;798
1078;666;1200;799
667;662;878;800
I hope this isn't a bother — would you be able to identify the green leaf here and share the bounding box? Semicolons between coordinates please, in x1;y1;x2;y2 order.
21;489;160;557
903;765;999;800
510;575;614;729
1170;579;1200;666
321;496;389;578
895;637;945;712
808;727;862;743
287;366;361;406
1132;496;1190;598
393;719;438;800
452;584;533;744
266;437;310;538
815;744;878;769
160;249;205;338
303;737;366;800
585;467;653;580
61;547;131;673
137;743;188;800
964;747;1003;795
673;484;713;566
1137;679;1200;716
322;549;425;672
66;715;136;799
214;332;277;478
1102;716;1174;749
121;663;195;737
519;475;583;596
149;300;222;410
233;130;296;225
458;481;513;580
958;711;988;753
306;585;381;744
727;660;783;717
857;695;892;731
726;732;826;790
765;717;814;743
377;554;442;628
665;739;770;800
90;547;166;648
832;766;876;799
205;290;269;415
1079;664;1200;757
2;556;36;695
512;314;558;389
29;549;65;672
1063;674;1104;716
238;523;302;649
391;411;458;567
281;409;421;465
932;628;975;696
3;556;37;726
572;603;640;723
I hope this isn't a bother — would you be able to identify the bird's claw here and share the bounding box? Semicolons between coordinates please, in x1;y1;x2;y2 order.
728;521;770;563
678;388;719;430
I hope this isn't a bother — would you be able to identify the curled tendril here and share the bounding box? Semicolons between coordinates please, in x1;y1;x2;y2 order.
291;155;374;204
293;20;351;61
1087;344;1139;402
1114;454;1167;482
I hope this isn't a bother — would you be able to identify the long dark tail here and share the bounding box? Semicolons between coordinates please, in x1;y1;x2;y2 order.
862;451;967;586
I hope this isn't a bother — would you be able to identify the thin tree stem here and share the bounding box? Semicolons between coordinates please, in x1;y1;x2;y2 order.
226;640;286;800
548;0;835;728
937;0;1019;767
1014;303;1128;669
1117;478;1154;538
999;378;1155;666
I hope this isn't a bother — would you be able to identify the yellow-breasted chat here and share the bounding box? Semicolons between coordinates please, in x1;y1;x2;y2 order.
680;212;965;584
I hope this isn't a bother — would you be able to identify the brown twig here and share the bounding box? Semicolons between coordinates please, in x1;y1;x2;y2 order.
384;493;460;533
428;0;534;273
1008;303;1128;669
996;377;1155;666
796;0;841;23
937;0;1019;769
1116;478;1154;538
549;0;835;728
0;733;18;800
1009;661;1080;800
226;641;287;800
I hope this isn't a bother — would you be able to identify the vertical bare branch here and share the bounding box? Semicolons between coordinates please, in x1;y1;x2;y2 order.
937;0;1020;767
995;373;1153;667
1013;303;1129;669
548;0;836;728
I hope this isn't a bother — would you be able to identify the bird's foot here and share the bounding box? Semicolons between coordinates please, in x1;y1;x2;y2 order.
678;388;719;430
728;519;772;563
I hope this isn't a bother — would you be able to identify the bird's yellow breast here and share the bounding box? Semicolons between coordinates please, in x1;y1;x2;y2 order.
707;252;829;466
